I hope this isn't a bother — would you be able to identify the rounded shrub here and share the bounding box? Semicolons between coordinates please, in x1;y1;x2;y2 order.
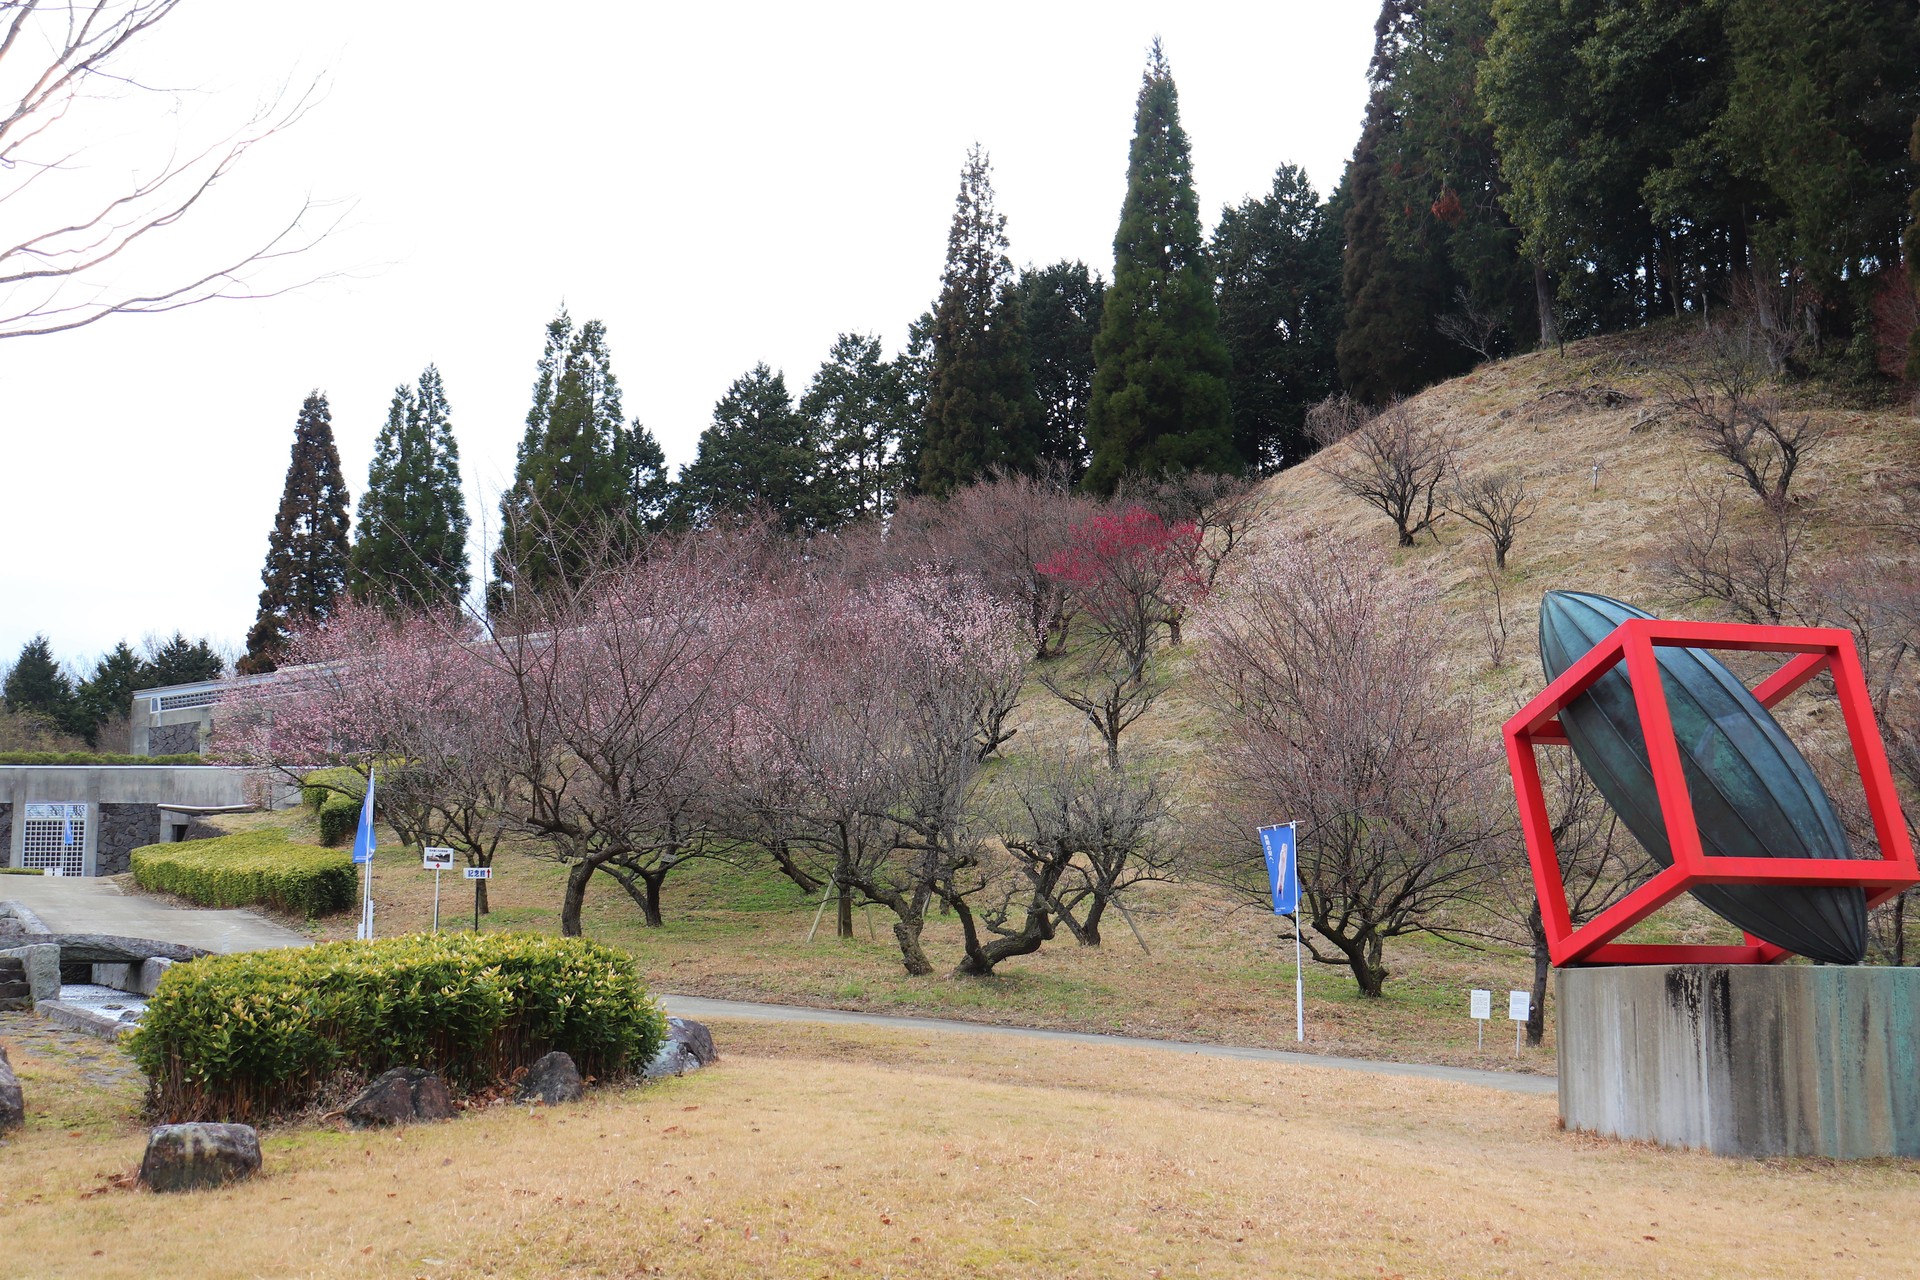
131;831;356;917
316;792;362;846
129;932;668;1124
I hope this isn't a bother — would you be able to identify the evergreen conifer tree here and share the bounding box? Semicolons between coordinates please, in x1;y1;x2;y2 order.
1017;261;1105;483
491;310;639;610
675;364;824;532
1084;40;1235;495
142;633;225;687
1212;164;1344;471
4;635;76;728
241;391;351;674
801;333;910;521
350;365;472;610
74;641;146;746
1908;117;1920;383
915;147;1044;498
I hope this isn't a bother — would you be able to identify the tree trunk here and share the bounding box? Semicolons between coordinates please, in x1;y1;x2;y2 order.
1526;906;1550;1047
891;913;933;976
834;834;854;939
1533;263;1560;353
1079;895;1107;947
475;870;490;916
559;862;594;937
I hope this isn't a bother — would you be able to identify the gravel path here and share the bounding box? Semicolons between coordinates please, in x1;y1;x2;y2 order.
660;994;1560;1096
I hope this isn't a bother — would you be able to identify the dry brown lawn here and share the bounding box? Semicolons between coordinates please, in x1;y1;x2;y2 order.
5;1016;1915;1279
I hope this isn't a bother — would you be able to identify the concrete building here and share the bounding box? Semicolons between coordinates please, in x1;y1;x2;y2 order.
0;766;258;877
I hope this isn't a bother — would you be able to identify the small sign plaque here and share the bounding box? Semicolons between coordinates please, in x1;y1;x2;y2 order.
422;847;455;871
1508;990;1531;1022
1469;989;1492;1020
463;866;492;880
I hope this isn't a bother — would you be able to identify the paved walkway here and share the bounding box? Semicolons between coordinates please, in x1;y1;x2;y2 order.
1;875;311;953
660;995;1559;1096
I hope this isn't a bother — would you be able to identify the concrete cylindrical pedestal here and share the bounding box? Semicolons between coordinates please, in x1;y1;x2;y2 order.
1557;964;1920;1158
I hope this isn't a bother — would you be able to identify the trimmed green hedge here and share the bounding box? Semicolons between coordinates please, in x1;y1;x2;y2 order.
129;933;667;1123
0;752;206;765
316;792;361;846
131;831;356;917
301;765;365;811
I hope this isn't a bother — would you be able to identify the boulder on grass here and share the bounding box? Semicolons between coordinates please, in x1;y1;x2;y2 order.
343;1067;456;1128
644;1017;719;1079
0;1042;23;1134
517;1051;584;1105
139;1123;261;1192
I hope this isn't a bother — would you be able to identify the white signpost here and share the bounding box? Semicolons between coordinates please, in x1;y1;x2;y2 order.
1508;989;1532;1055
1470;988;1492;1049
422;847;454;933
464;864;492;933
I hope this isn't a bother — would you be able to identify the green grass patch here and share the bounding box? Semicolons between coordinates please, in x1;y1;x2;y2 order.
130;829;356;917
128;931;668;1123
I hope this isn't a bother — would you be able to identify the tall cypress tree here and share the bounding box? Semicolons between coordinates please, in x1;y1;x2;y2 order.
1336;3;1471;402
1018;261;1105;484
1212;164;1344;472
675;364;825;533
491;310;638;610
350;365;472;611
241;391;351;674
914;147;1044;498
1083;40;1235;495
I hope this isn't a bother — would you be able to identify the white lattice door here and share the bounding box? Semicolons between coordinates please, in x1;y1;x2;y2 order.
22;803;86;876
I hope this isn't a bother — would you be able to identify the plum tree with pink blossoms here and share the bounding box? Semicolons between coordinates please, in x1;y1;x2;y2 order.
1035;506;1206;767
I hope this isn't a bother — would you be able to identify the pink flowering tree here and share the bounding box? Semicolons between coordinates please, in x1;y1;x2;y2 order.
214;598;520;910
1035;506;1206;767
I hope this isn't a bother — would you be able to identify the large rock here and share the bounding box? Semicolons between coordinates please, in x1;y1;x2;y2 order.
138;1123;261;1192
644;1017;719;1079
517;1051;584;1104
0;1042;23;1134
343;1067;456;1128
667;1017;718;1066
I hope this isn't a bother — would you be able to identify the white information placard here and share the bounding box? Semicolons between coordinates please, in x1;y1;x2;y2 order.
464;866;492;880
1469;989;1492;1020
422;846;455;871
1508;990;1531;1022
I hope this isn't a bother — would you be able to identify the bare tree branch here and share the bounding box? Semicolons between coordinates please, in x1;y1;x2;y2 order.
0;2;336;338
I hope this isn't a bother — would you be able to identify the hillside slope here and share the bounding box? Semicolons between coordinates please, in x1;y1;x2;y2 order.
1259;326;1919;696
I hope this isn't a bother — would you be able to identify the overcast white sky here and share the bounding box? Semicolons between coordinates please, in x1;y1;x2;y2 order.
0;2;1376;672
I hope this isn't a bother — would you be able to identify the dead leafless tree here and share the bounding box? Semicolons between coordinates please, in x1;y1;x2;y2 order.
1434;285;1504;361
1445;469;1535;570
1311;397;1455;547
0;2;338;339
1472;554;1510;669
1654;473;1805;625
1656;328;1822;509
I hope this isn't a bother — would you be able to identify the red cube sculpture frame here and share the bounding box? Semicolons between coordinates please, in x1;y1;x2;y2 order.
1503;618;1919;966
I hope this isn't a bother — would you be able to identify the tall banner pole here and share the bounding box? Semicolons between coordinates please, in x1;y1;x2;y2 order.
1259;821;1304;1045
352;769;378;941
1294;901;1305;1043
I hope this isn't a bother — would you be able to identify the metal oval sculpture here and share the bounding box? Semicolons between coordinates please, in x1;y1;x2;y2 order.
1539;590;1867;964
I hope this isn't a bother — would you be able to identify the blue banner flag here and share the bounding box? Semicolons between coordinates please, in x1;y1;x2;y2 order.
351;773;378;866
1259;822;1299;915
